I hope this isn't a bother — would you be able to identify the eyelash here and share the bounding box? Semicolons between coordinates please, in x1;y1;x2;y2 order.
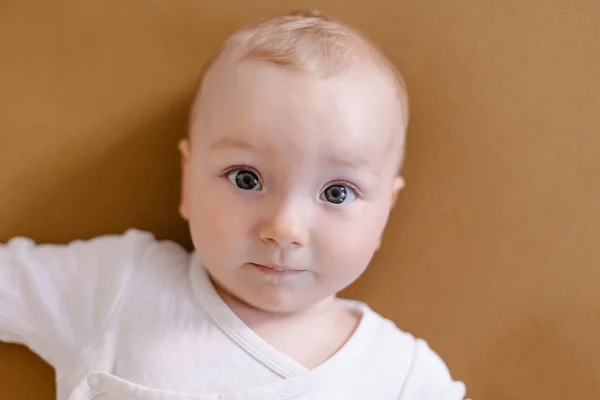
221;165;362;199
222;164;261;179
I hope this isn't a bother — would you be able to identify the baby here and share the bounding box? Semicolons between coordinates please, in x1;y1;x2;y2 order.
0;10;468;400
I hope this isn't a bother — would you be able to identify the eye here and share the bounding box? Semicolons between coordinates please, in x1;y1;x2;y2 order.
321;184;357;205
227;168;263;191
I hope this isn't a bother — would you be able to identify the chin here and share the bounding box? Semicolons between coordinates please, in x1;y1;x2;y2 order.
244;288;337;314
238;291;310;314
245;296;300;313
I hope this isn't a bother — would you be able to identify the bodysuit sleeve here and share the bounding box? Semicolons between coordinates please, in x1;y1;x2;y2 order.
0;229;155;374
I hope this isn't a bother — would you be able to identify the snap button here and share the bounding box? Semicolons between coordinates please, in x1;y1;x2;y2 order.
87;373;104;390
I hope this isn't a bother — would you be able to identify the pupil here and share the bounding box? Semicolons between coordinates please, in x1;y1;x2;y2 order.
326;185;347;204
236;171;258;189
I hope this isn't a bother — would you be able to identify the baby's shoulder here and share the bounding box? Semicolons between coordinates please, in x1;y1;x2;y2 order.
359;308;420;371
102;228;193;303
358;307;467;399
75;228;190;273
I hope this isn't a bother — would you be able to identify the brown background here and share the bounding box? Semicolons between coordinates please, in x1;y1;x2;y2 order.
1;1;599;399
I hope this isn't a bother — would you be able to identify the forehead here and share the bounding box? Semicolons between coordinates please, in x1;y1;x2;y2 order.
192;56;402;165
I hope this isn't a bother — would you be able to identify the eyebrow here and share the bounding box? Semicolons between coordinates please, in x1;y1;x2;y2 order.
208;137;259;151
327;154;371;168
208;136;374;171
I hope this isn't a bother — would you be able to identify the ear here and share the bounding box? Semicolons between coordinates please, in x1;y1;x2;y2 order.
178;139;191;221
390;175;405;209
375;175;406;251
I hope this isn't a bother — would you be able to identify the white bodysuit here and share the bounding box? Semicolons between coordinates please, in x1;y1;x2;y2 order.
0;229;467;399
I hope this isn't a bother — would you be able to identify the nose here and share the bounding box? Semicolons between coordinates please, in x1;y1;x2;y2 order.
259;201;309;248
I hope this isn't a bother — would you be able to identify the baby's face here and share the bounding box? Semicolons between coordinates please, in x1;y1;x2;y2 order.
180;57;404;313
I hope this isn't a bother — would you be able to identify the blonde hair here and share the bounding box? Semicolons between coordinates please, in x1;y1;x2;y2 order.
192;10;409;167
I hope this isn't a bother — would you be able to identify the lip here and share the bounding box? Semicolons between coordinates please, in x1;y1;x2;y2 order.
249;263;305;276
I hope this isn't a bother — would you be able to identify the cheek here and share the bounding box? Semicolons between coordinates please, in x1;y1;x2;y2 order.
187;181;254;259
315;206;387;279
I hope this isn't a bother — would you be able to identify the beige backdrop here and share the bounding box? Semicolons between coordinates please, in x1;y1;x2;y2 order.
1;1;599;399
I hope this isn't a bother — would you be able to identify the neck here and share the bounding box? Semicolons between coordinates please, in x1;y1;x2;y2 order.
210;277;361;369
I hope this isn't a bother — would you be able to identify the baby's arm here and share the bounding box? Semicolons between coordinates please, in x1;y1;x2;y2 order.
398;338;469;400
0;230;154;375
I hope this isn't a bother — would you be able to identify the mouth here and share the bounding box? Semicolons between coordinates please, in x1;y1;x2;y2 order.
249;263;305;276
